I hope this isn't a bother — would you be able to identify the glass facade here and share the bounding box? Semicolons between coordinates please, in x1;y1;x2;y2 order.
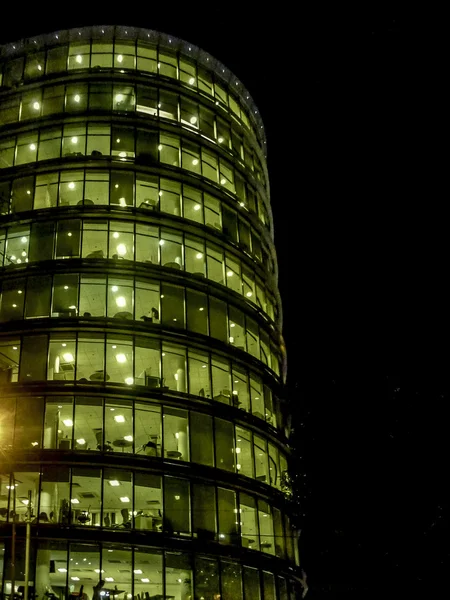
0;26;300;599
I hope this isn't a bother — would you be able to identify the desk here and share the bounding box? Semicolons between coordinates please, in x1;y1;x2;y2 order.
113;439;133;450
89;371;110;381
134;515;153;530
114;311;133;319
86;250;104;258
166;450;182;459
163;262;181;270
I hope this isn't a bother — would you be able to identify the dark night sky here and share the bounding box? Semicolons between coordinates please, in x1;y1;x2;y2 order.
2;7;442;598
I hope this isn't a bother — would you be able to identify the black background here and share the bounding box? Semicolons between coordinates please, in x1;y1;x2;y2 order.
2;6;442;598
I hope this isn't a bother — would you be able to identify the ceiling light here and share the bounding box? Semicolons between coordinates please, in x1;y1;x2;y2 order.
196;252;203;259
115;94;124;102
189;77;195;85
230;323;235;328
111;285;118;292
199;307;204;311
218;137;224;143
105;577;114;582
58;568;67;573
116;243;127;256
29;144;36;150
68;182;75;189
74;94;80;103
33;102;40;110
114;414;126;422
118;151;127;158
159;239;164;246
76;438;86;445
189;116;197;124
115;354;127;364
140;579;149;584
124;435;133;441
119;197;127;206
227;271;233;277
125;377;134;385
246;291;252;297
108;480;120;487
220;178;226;185
115;296;126;308
62;352;74;362
63;419;73;427
119;497;130;503
70;499;79;504
71;137;78;144
192;158;199;166
117;54;123;63
71;577;80;581
113;232;119;239
193;204;201;211
75;55;82;63
133;570;142;575
21;499;29;505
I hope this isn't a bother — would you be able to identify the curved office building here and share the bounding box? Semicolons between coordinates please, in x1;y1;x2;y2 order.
0;26;301;600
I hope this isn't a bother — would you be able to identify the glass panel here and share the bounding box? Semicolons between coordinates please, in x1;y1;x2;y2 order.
82;221;107;258
85;171;109;204
189;412;213;466
214;418;235;473
232;366;250;412
35;172;58;208
134;473;162;531
241;494;260;551
217;488;238;546
183;185;203;224
71;467;101;526
165;553;193;600
161;283;185;328
103;468;132;528
39;466;70;525
106;337;133;385
221;561;243;600
164;477;190;535
254;435;269;484
209;296;227;344
135;337;160;388
11;175;34;212
135;403;161;456
20;335;47;381
79;275;106;317
14;397;44;449
185;237;205;276
192;483;216;540
188;349;210;398
25;276;51;318
44;397;73;450
194;557;220;600
0;277;25;322
273;508;286;559
258;500;275;555
56;220;80;258
186;289;208;335
107;277;133;318
0;339;20;383
52;274;79;317
235;426;253;479
162;344;186;392
160;178;181;215
263;572;276;600
211;356;231;402
134;549;163;597
105;399;133;453
135;280;160;324
48;335;76;381
76;335;104;382
163;407;189;462
74;396;103;451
